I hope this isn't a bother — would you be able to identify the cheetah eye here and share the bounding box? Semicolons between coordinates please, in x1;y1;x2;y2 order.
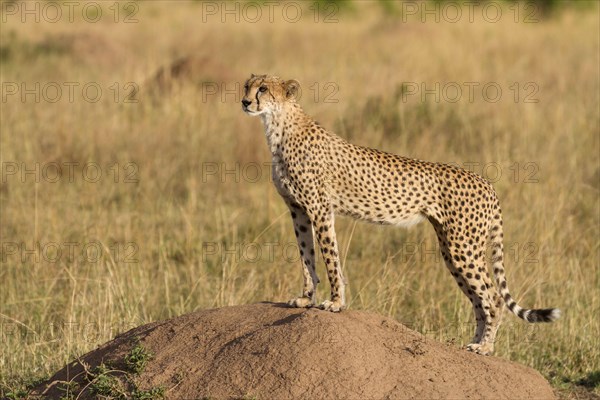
259;86;267;93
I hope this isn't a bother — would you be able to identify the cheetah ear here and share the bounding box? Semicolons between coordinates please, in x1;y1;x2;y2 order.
250;73;256;78
284;79;300;100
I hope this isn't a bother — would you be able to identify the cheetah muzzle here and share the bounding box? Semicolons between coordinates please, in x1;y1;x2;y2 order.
241;74;560;355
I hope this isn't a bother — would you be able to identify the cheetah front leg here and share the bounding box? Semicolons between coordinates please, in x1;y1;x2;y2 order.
312;208;346;312
286;201;320;308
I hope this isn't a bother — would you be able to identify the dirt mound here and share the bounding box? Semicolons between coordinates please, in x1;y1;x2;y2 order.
33;303;555;399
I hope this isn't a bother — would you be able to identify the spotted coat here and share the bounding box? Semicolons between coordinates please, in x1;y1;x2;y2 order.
241;74;560;355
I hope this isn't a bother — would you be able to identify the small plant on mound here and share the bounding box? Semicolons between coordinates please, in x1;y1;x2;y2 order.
3;387;32;400
44;339;166;400
2;375;49;400
87;363;126;397
124;342;154;375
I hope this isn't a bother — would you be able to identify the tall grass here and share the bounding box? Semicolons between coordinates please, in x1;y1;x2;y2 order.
1;1;598;396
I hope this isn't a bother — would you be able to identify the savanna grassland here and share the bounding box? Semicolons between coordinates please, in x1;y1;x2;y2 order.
0;0;598;398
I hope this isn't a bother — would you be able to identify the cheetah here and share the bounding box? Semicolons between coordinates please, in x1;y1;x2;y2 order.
241;74;560;355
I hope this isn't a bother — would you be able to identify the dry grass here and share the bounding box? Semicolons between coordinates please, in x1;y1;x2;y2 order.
1;1;598;397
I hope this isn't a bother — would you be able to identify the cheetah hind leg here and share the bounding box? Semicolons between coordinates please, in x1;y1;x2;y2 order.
430;217;497;355
437;250;488;347
467;284;504;355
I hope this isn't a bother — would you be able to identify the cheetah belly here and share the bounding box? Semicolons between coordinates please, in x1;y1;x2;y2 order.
332;199;426;227
386;212;426;228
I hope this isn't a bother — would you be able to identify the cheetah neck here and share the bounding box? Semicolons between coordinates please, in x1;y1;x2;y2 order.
260;101;306;155
260;112;284;155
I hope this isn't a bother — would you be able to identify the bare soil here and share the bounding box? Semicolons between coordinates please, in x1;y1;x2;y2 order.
33;302;555;399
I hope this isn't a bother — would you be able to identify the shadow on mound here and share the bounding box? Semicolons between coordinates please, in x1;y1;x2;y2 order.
33;303;555;399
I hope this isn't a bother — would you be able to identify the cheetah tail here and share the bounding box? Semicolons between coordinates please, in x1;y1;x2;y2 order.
489;212;561;323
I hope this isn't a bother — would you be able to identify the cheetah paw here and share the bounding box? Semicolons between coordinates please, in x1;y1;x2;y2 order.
287;297;315;308
318;300;345;312
466;343;494;356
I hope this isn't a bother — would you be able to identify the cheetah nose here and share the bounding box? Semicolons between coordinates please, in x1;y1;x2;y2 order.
242;99;251;107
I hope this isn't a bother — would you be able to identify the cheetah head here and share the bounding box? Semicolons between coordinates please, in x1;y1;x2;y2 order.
241;74;300;116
